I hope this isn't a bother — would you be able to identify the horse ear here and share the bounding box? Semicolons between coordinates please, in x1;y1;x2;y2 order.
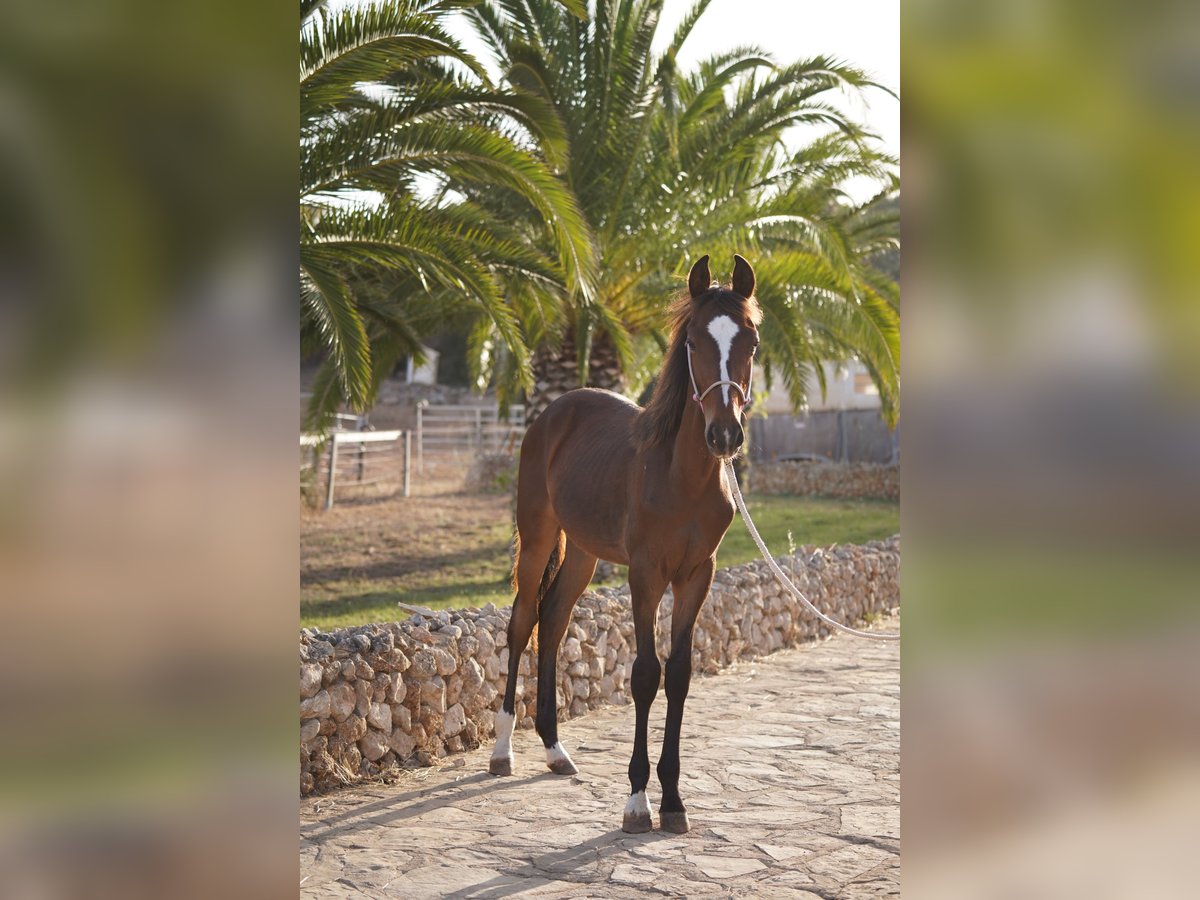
687;255;712;299
732;254;755;298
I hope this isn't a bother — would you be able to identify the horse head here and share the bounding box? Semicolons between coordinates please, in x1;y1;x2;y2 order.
684;254;760;459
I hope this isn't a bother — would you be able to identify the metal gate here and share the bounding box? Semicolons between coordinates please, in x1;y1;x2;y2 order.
415;404;525;467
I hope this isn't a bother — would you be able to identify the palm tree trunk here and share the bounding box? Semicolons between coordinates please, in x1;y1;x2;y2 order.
527;329;626;422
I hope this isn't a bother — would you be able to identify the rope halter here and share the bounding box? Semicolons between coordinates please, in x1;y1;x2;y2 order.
686;342;754;407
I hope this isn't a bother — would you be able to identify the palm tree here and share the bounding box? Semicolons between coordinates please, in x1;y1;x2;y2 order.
464;0;899;424
299;0;595;430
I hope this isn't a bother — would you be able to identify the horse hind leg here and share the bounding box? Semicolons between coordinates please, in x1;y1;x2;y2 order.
533;538;597;776
489;521;564;777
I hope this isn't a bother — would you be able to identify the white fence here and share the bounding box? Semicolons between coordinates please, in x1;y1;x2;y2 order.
301;430;413;509
300;403;526;506
415;404;525;468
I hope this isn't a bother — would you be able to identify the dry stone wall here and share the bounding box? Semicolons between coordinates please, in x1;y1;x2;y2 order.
300;537;899;795
749;461;899;500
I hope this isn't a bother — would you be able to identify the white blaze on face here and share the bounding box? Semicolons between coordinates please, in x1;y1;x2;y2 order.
706;315;740;406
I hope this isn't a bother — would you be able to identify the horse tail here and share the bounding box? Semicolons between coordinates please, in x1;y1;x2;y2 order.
539;529;568;602
510;530;521;595
510;528;566;598
511;528;566;654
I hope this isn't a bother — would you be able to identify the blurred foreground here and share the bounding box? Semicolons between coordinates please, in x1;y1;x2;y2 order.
0;0;298;896
904;0;1200;896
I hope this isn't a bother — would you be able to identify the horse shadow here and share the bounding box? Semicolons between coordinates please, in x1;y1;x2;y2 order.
446;828;672;899
304;771;534;843
304;770;672;897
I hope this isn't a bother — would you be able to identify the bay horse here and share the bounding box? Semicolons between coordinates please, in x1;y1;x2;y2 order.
489;254;761;834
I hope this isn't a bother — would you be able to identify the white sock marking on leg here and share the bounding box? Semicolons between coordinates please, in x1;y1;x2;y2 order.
545;742;574;768
492;710;515;760
624;790;651;818
707;315;739;406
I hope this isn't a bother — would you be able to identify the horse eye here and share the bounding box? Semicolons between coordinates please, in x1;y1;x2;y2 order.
685;339;696;350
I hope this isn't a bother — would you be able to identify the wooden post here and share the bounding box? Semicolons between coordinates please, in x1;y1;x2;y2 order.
402;431;411;498
416;405;424;474
355;414;367;482
324;437;338;510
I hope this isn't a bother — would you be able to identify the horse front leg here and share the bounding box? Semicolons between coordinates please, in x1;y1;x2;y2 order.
622;565;668;833
656;557;715;834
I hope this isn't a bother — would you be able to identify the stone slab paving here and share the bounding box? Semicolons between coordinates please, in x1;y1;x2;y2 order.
300;613;898;898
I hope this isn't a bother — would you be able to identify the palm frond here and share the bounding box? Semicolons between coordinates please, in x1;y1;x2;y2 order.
300;247;372;410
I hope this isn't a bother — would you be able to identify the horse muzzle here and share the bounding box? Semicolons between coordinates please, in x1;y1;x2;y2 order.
705;421;744;458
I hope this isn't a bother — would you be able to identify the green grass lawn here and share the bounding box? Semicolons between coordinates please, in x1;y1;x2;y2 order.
300;494;898;631
715;495;899;570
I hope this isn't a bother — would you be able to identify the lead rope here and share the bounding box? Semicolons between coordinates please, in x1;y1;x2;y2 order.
724;460;900;641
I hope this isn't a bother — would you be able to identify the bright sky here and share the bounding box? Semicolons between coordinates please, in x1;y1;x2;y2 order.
657;0;899;163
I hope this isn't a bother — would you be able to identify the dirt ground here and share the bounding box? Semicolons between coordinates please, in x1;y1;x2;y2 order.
302;491;509;587
301;465;519;626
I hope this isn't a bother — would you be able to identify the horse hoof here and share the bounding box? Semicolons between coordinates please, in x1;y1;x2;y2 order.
622;812;654;834
659;810;690;834
545;742;577;776
488;756;513;776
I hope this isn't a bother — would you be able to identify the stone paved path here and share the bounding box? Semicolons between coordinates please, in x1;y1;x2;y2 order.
300;613;899;898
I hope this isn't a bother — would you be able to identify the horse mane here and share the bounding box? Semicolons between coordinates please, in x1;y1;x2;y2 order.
634;285;761;452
